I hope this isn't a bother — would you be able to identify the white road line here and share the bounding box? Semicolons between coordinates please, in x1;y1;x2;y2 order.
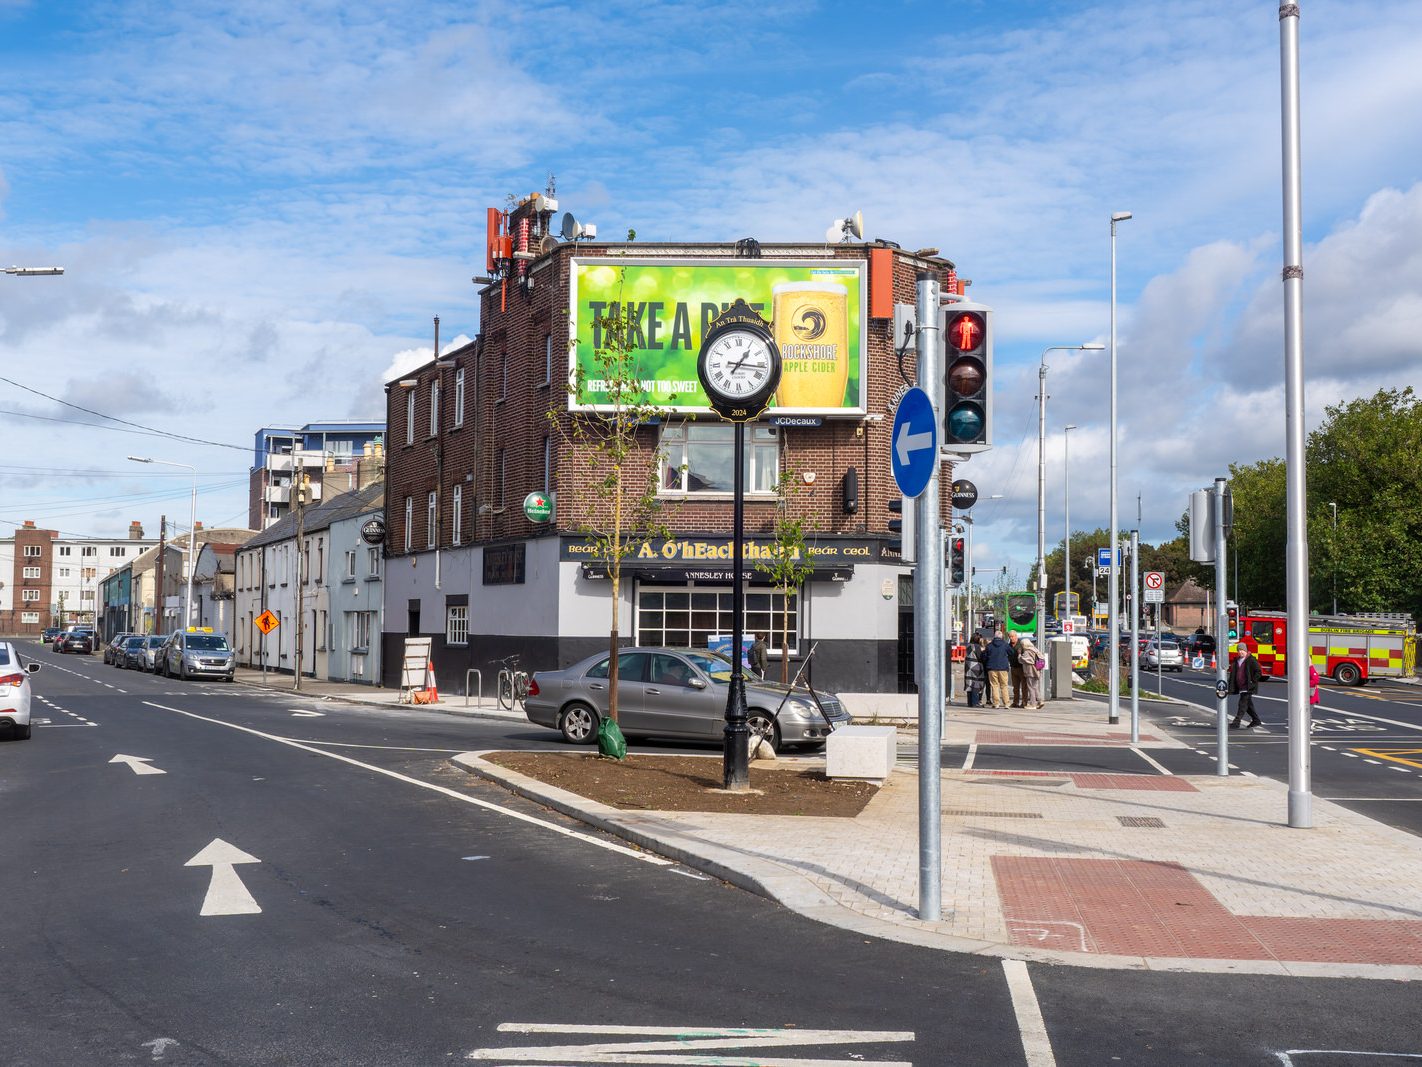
1130;746;1173;775
141;702;669;867
962;741;977;771
1002;959;1057;1067
279;740;467;753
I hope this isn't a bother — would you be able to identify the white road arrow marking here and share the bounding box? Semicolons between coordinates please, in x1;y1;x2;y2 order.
142;1037;180;1060
110;754;166;776
185;838;262;916
290;709;325;717
894;420;933;466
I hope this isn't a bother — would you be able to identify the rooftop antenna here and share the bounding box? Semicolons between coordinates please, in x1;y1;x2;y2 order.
825;210;864;244
546;173;557;198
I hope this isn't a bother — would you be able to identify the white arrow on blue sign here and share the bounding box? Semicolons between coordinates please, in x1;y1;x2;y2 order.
891;386;937;498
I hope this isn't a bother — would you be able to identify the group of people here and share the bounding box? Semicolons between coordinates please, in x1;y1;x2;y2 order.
963;629;1045;709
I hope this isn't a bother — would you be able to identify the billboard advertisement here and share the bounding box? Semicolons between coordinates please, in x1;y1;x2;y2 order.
568;258;867;415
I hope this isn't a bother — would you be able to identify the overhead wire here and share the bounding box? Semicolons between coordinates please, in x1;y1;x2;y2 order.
0;379;249;450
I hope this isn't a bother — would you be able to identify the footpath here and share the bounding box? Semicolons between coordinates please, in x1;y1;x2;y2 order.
232;667;1422;978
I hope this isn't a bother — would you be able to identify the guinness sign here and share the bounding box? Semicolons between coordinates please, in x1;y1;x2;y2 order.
359;517;386;546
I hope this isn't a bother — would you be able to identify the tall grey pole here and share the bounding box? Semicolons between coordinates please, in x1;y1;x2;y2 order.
914;274;943;921
1280;0;1312;826
184;471;197;630
1064;425;1076;622
1036;359;1048;682
965;517;975;635
1129;529;1140;743
1108;212;1131;724
1214;477;1229;776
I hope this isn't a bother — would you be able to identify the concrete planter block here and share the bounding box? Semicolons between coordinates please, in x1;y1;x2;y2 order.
826;724;896;785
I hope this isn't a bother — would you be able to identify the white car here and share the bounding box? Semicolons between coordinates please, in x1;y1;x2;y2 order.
1144;638;1185;672
0;641;43;740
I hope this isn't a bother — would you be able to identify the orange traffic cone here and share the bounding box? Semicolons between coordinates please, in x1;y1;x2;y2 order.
426;663;438;703
1209;652;1217;669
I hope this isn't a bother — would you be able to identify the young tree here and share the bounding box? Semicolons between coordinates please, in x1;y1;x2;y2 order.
755;468;817;684
549;295;673;725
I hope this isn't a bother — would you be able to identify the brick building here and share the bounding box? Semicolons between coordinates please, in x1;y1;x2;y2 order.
1;520;157;636
381;194;959;694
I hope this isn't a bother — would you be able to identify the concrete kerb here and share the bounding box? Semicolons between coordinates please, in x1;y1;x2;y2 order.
451;751;1422;979
231;674;525;724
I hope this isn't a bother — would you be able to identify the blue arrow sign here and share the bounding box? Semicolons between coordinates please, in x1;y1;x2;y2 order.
891;387;937;498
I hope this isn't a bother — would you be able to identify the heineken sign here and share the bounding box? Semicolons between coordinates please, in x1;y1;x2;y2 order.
523;492;553;523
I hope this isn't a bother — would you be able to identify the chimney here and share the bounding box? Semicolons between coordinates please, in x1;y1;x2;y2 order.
129;520;145;540
195;521;204;531
22;519;35;529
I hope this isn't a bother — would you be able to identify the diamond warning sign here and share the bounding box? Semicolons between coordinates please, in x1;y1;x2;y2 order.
255;610;279;635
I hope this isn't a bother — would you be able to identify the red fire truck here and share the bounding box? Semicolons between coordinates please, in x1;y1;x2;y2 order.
1234;610;1417;686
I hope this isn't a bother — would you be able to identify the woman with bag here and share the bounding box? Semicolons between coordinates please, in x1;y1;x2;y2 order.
1019;636;1044;709
965;634;988;707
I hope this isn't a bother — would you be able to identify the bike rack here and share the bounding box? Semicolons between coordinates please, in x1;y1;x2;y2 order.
464;669;482;707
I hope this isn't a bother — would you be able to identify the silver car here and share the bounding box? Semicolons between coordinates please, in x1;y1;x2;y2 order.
157;629;235;681
1144;638;1185;672
525;647;851;749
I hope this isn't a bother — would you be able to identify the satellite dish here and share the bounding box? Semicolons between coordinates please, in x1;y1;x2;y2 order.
560;212;583;241
538;234;559;255
828;211;864;243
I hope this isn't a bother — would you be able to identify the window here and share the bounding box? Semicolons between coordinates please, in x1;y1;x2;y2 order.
21;588;41;602
82;546;96;557
58;568;69;578
21;611;39;624
405;389;415;445
81;589;95;602
302;540;310;581
368;546;381;577
429;379;440;437
404;496;413;551
427;491;438;549
26;545;43;558
452;485;463;545
110;546;126;557
542;436;552;493
454;368;465;427
316;539;324;578
82;567;96;580
499;348;509;400
497;448;507;508
542;333;553;385
344;550;356;579
637;586;800;656
351;610;372;650
660;422;778;494
22;566;40;579
317;609;327;651
446;605;469;645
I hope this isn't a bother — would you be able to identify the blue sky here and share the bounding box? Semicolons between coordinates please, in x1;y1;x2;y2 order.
2;0;1420;580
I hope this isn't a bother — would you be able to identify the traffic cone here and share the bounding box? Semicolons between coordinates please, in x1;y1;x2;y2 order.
426;663;439;704
1210;652;1217;669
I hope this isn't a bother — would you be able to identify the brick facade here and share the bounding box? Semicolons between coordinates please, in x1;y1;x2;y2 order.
1;522;58;636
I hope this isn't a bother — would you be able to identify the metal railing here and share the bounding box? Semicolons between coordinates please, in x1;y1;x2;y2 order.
464;668;482;707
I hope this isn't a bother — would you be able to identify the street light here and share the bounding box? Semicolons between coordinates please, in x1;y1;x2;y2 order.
1328;501;1338;614
1037;347;1102;672
3;265;64;276
1109;210;1132;724
1064;424;1078;622
129;456;198;629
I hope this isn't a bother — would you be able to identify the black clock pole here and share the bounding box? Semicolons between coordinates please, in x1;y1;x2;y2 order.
724;418;750;791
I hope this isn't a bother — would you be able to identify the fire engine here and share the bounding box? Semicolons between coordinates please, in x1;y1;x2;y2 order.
1234;610;1417;686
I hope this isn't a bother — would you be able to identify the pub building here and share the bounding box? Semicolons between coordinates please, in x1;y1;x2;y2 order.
380;192;961;695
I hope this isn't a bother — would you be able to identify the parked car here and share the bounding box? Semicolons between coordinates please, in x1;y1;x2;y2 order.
1143;638;1185;672
135;634;168;672
157;628;236;682
41;627;62;644
103;633;140;665
0;641;43;740
1185;632;1217;659
55;630;95;655
119;635;149;670
525;647;852;750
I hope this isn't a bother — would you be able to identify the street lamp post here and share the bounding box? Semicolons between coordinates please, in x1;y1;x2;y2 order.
128;457;198;629
1037;347;1102;679
1108;210;1132;724
3;266;64;276
1064;424;1078;621
1328;501;1338;614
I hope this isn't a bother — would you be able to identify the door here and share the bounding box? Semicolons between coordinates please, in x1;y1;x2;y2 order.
644;652;718;739
584;652;649;732
1250;618;1282;676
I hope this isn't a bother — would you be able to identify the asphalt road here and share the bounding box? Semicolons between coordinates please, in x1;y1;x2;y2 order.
4;640;1421;1066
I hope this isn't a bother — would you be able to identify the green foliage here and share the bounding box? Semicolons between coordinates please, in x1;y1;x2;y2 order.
755;469;817;684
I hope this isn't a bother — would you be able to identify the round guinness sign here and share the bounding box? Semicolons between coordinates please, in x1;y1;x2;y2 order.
950;479;979;510
359;517;386;545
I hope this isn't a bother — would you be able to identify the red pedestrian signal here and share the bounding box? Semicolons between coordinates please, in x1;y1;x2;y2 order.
941;302;992;453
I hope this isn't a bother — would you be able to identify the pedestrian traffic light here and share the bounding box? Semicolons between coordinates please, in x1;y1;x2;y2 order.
941;300;993;453
949;536;965;587
1226;605;1239;641
887;495;916;564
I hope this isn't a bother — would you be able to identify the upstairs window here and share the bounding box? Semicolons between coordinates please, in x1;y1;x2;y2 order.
660;422;778;494
405;389;415;445
454;368;465;427
429;380;440;437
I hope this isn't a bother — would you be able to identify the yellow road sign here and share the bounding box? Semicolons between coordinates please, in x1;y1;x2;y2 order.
255;610;279;635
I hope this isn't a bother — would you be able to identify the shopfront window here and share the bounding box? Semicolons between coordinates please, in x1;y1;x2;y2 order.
659;422;777;495
636;586;799;655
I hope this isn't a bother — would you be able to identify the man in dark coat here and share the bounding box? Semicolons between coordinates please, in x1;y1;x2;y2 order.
1007;631;1026;708
1229;644;1262;728
985;629;1012;709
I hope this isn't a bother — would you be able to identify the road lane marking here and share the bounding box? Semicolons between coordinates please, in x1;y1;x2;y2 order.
185;838;262;916
1352;748;1422;772
1130;746;1173;775
1002;959;1057;1067
142;701;670;867
280;740;467;753
962;741;977;771
110;753;166;776
290;709;325;717
467;1023;915;1065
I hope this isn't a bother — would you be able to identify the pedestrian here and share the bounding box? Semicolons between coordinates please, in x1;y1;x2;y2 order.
1229;643;1262;728
1309;662;1321;706
749;633;769;680
1008;631;1026;707
964;634;987;707
1019;635;1044;709
985;628;1012;708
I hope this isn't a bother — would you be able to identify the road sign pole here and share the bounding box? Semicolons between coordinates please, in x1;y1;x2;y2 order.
913;273;943;922
1130;529;1140;744
1214;477;1230;776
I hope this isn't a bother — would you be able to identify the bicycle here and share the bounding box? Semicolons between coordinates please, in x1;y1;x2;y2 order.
496;655;530;711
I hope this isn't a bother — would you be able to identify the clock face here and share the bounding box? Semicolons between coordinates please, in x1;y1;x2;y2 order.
703;330;774;401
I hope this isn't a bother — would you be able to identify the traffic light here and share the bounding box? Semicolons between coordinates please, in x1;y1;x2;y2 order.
1226;604;1239;641
941;301;993;453
949;536;965;587
887;495;916;564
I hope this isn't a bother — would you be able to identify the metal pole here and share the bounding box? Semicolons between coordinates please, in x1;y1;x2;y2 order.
1108;212;1131;723
1329;501;1337;614
1064;425;1075;624
1129;529;1140;743
965;517;975;636
1036;358;1048;680
914;273;943;922
1214;477;1229;776
185;470;197;630
723;420;750;791
944;532;956;706
1280;0;1312;827
294;473;306;692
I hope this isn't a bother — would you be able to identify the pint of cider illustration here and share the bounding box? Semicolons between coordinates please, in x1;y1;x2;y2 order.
772;281;849;409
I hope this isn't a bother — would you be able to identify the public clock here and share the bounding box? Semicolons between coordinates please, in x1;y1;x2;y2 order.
697;299;782;420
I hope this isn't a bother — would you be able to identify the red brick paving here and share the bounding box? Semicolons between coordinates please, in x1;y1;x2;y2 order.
993;856;1422;964
966;770;1199;792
